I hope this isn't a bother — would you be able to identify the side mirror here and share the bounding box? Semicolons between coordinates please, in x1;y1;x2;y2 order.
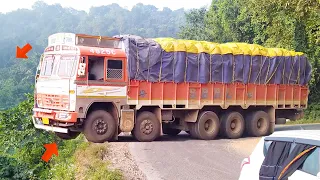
77;57;86;77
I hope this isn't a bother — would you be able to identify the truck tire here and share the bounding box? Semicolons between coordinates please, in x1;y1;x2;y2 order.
55;131;80;140
83;110;116;143
187;123;199;139
194;111;220;140
133;111;160;142
162;125;181;136
220;111;245;139
245;111;270;137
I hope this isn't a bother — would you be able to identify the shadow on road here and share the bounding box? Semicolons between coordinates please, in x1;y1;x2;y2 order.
113;123;320;143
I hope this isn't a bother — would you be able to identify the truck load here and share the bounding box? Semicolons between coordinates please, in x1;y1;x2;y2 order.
32;33;311;143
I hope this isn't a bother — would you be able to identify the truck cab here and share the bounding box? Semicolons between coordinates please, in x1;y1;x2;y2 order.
33;33;128;142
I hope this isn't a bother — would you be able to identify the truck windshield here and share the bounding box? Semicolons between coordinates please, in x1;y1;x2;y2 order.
57;55;78;77
40;54;78;78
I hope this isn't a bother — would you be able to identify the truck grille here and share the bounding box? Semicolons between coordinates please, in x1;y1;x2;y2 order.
36;93;69;110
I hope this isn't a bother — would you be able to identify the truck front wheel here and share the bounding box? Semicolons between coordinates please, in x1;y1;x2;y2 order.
246;111;270;137
193;111;220;140
83;110;116;143
220;112;245;139
133;111;160;142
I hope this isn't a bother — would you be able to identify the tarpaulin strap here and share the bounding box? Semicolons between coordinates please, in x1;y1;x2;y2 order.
282;57;286;84
296;56;301;84
135;42;140;79
232;55;235;83
248;56;253;83
255;56;264;84
209;55;212;83
184;53;188;82
288;56;295;84
277;145;316;180
197;53;200;82
158;50;163;82
147;43;151;82
266;59;282;84
303;57;307;85
173;52;176;82
221;55;224;83
264;57;271;84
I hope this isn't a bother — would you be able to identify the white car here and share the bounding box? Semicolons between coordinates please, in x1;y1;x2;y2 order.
239;130;320;180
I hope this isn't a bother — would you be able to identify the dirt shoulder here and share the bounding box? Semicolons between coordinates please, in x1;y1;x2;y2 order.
106;141;147;180
229;137;261;156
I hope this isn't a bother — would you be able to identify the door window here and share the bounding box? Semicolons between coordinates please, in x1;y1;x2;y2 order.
106;59;123;80
299;147;320;176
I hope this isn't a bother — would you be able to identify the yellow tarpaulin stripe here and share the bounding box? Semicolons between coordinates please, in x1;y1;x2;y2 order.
153;38;305;57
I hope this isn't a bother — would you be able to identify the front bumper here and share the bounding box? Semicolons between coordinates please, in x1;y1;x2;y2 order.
32;116;68;133
32;107;78;133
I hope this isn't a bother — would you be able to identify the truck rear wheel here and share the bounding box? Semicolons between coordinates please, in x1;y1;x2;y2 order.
83;110;116;143
55;131;80;140
246;111;270;137
133;111;160;142
220;111;245;139
193;111;220;140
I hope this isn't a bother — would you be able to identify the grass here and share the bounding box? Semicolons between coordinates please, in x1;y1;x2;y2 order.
73;141;123;180
48;135;123;180
286;119;320;125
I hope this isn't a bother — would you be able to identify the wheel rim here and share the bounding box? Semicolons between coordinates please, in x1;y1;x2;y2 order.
204;119;215;133
230;118;241;133
257;118;267;132
93;118;108;135
140;119;154;135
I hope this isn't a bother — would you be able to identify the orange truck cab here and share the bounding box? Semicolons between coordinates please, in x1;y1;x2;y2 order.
33;33;309;143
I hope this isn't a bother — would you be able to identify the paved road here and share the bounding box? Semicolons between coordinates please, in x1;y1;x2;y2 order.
123;124;320;180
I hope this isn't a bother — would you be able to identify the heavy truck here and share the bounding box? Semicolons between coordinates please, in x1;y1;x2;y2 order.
32;33;312;142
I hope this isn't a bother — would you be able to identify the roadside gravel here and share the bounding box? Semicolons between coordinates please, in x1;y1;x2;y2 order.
105;134;147;180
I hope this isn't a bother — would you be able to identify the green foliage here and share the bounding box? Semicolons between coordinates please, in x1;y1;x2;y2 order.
0;94;93;179
0;94;53;179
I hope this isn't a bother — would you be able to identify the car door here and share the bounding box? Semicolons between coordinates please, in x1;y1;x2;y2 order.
289;147;320;180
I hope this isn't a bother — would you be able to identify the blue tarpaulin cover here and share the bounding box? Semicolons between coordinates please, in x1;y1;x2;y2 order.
115;35;312;85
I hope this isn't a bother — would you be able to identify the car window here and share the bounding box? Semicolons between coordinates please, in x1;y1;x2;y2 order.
299;147;320;176
263;140;273;156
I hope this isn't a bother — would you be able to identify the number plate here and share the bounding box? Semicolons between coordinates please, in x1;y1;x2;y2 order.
42;117;49;125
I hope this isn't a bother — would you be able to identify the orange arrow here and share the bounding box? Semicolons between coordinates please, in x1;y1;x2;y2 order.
16;43;32;59
42;143;58;162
